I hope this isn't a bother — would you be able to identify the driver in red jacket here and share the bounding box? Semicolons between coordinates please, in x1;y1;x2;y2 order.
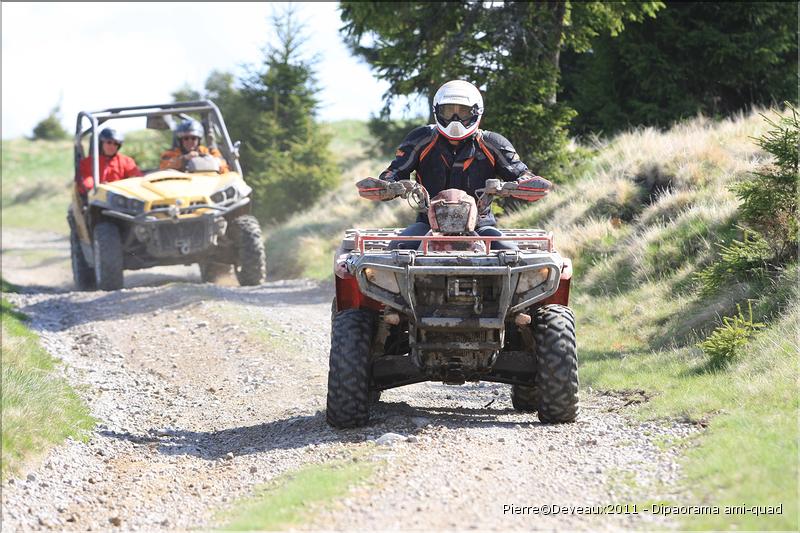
78;128;142;193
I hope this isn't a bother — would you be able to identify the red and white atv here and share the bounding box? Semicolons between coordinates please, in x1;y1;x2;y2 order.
327;178;576;428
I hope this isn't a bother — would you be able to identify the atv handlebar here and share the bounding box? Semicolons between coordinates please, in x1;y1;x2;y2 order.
356;175;548;212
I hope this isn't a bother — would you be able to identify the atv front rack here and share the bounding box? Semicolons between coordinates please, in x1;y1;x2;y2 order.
350;229;554;254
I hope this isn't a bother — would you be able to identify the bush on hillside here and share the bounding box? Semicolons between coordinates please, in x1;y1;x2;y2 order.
697;301;765;368
31;106;69;141
694;229;772;296
732;104;799;262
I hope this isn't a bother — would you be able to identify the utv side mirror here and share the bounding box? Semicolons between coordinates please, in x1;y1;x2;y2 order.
232;140;241;159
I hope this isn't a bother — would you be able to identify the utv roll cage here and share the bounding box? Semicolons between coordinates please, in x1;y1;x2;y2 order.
74;100;242;191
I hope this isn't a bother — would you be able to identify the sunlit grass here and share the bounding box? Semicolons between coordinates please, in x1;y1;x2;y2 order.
1;295;94;479
218;455;374;530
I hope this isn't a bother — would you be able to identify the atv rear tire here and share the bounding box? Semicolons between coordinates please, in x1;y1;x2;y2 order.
230;215;266;286
93;222;124;291
199;261;231;283
326;309;376;428
68;213;95;291
533;304;579;423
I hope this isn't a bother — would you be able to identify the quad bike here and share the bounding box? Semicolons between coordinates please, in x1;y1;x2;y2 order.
68;101;266;291
327;177;577;428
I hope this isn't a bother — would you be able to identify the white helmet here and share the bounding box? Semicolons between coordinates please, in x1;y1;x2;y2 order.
432;80;484;140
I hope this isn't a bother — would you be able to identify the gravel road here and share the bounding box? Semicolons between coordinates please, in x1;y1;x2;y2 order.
1;229;697;531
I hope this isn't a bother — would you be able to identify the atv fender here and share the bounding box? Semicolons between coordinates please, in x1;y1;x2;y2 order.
540;257;572;307
335;275;383;313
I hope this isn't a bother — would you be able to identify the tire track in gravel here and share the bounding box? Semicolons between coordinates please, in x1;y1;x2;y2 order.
1;229;698;531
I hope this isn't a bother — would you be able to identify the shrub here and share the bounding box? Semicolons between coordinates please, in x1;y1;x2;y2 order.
697;301;765;367
694;229;772;296
31;105;68;141
731;104;799;261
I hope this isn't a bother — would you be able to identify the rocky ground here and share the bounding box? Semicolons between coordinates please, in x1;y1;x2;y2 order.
1;229;698;531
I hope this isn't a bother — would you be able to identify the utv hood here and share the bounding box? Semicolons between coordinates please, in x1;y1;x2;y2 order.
99;170;248;202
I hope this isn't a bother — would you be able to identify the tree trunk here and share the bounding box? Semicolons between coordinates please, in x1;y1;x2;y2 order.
548;1;567;104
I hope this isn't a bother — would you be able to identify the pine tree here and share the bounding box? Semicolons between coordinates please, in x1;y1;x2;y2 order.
238;9;337;224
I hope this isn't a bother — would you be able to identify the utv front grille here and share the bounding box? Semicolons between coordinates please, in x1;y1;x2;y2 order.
148;218;213;257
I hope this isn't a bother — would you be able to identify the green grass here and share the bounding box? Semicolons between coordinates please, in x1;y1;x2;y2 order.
1;138;73;233
218;457;374;530
575;279;798;530
1;294;95;479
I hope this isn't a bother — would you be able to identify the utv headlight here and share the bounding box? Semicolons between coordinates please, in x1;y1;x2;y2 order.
210;185;239;204
364;267;400;294
107;192;145;214
516;267;551;294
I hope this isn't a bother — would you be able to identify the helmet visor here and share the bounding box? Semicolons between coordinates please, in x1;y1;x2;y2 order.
435;103;479;128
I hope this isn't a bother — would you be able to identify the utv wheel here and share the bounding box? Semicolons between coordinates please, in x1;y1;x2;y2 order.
68;213;95;291
511;383;540;412
199;261;231;283
230;215;266;286
93;222;124;291
326;309;376;428
533;304;579;423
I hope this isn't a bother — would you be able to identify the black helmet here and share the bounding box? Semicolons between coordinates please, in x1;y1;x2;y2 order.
176;119;204;139
99;127;124;145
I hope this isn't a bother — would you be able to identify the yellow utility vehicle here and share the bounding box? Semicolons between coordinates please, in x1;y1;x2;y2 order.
68;101;266;290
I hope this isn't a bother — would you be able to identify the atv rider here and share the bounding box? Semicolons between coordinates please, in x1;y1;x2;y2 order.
159;119;229;173
364;80;551;250
78;127;143;193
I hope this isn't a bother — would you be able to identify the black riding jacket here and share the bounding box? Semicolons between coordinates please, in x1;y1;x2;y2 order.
379;125;534;226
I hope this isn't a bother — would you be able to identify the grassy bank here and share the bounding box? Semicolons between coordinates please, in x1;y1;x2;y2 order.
1;282;94;479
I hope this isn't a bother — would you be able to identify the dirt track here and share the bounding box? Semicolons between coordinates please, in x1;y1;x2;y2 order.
1;228;696;531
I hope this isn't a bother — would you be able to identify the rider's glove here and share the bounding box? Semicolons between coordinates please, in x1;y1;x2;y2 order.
501;174;551;201
356;177;405;201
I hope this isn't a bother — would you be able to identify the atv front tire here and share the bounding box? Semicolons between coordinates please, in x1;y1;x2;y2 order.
326;309;376;428
533;304;579;423
68;213;95;291
230;215;266;286
93;222;124;291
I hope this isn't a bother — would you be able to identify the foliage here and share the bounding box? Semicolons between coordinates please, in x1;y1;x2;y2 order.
694;230;772;296
170;83;202;103
561;2;798;136
697;301;765;367
31;104;69;141
174;11;337;225
366;113;426;159
235;10;338;224
338;1;662;177
732;104;799;261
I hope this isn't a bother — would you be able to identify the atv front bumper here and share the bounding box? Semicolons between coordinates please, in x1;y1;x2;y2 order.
346;249;563;324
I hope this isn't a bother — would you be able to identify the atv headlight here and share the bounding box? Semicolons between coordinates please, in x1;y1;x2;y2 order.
516;267;550;294
364;267;400;294
107;192;145;215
